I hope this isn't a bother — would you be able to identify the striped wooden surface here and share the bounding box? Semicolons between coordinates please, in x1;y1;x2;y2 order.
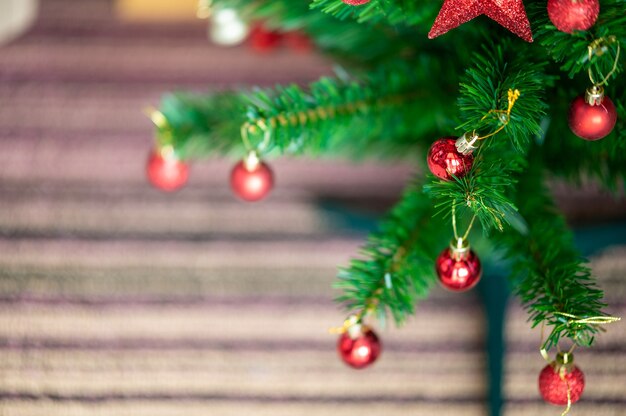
0;1;624;415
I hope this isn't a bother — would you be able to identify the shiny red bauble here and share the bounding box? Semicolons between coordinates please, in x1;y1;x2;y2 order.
230;157;274;202
539;361;585;405
436;239;482;292
337;326;381;369
146;149;189;192
342;0;371;4
547;0;599;33
249;25;282;53
568;89;617;141
427;137;474;181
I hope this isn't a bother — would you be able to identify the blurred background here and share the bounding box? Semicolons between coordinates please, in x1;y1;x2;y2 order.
0;1;624;415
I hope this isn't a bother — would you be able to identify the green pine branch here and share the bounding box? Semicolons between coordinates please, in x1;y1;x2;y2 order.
153;92;247;160
457;41;551;152
337;42;552;326
335;181;447;325
494;153;609;350
309;0;439;27
153;60;455;160
425;42;550;234
241;62;438;158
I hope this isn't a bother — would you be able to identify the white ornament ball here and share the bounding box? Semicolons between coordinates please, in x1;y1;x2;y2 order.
208;8;249;46
0;0;38;45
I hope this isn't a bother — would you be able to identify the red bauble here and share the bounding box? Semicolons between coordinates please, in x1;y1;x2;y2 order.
146;150;189;192
539;361;585;405
547;0;599;33
342;0;371;5
568;87;617;141
427;137;474;181
337;326;381;369
230;156;274;202
436;239;482;292
249;25;282;53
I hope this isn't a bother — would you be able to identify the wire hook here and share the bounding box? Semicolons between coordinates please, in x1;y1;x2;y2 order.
588;36;621;87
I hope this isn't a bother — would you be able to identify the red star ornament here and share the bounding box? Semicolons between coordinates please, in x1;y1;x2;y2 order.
428;0;533;42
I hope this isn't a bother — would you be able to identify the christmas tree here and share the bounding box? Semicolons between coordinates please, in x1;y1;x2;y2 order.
146;0;624;413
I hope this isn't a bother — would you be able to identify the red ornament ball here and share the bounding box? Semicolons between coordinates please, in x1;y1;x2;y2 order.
547;0;599;33
436;239;482;292
146;149;189;192
568;89;617;141
539;362;585;405
427;137;474;181
342;0;371;5
337;326;381;369
249;25;282;53
230;157;274;202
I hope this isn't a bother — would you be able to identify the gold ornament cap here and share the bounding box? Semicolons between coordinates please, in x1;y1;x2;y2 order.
343;315;365;339
449;237;470;260
553;351;576;373
158;145;178;160
585;85;605;106
455;132;479;156
243;151;260;171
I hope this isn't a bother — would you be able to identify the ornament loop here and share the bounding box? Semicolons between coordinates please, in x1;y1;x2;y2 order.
587;36;621;87
240;120;273;154
329;310;379;339
329;314;360;335
556;351;572;366
451;203;477;241
240;123;254;152
560;374;572;416
475;89;521;141
145;107;176;150
553;311;621;326
145;107;169;129
539;321;577;362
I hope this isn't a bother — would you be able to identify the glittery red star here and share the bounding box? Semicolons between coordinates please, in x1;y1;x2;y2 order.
428;0;533;42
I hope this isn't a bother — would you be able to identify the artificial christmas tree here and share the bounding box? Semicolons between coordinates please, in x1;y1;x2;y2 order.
147;0;624;413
